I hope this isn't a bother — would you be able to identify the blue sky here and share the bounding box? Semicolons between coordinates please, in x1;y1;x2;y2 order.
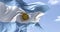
23;0;60;32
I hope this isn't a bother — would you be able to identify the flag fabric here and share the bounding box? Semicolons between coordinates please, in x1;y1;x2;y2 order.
0;0;49;32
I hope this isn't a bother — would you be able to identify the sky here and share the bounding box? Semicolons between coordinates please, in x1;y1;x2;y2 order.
23;0;60;32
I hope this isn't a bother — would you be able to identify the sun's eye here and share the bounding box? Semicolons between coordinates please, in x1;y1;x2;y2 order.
21;13;29;21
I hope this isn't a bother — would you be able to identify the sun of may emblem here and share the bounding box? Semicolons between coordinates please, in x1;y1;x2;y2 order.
21;13;29;21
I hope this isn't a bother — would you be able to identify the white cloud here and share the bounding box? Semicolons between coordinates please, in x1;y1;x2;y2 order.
48;0;59;5
55;16;60;21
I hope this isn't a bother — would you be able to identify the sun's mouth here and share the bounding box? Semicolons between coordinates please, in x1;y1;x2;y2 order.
21;13;29;21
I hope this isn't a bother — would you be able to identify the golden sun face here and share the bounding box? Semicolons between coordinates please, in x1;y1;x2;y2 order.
21;13;29;21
